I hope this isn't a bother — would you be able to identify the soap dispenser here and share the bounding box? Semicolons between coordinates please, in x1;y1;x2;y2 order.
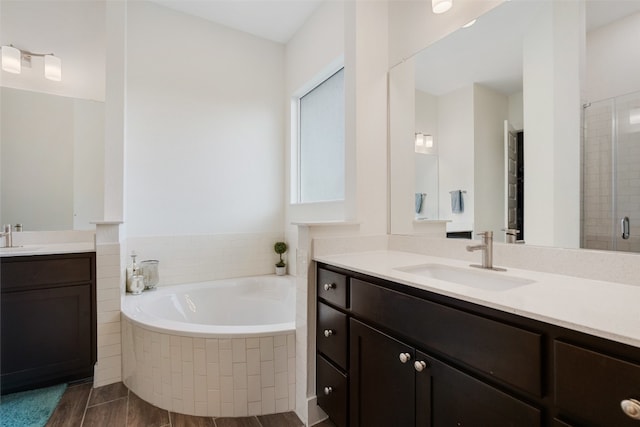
126;251;144;295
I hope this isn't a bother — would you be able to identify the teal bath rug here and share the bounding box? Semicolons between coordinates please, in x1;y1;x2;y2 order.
0;383;67;427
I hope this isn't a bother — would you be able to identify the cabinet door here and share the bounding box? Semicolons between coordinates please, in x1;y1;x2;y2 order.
430;355;541;426
1;284;93;393
350;319;416;427
555;341;640;427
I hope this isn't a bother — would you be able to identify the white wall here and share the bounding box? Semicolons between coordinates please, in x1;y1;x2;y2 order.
349;1;389;236
586;12;640;102
1;88;73;230
389;58;416;234
474;84;508;238
73;99;106;229
523;1;582;248
437;86;474;231
125;1;285;237
508;91;524;131
0;0;105;101
415;90;439;220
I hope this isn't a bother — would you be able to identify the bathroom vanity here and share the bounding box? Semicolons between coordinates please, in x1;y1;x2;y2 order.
315;252;640;427
0;250;96;394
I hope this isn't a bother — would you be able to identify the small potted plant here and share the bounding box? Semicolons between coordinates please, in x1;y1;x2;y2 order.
274;241;287;275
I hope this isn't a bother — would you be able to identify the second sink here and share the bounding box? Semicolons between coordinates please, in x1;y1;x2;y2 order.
394;263;535;291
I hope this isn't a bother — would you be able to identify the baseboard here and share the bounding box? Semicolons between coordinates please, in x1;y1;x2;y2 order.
307;396;328;426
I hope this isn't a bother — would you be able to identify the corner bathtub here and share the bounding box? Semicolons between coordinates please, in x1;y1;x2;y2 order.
121;275;296;417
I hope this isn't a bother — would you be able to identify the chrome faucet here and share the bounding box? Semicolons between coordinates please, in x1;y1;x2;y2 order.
1;224;13;248
466;231;503;270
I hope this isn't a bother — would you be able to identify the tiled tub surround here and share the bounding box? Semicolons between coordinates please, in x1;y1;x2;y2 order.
125;232;285;286
121;276;296;418
122;321;296;418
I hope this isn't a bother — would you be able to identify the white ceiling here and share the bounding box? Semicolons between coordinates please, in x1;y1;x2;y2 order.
150;0;323;44
414;0;640;97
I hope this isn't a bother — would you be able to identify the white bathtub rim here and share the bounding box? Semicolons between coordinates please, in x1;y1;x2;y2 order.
121;274;296;339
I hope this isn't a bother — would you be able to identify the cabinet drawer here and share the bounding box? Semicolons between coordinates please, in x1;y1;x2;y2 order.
555;341;640;427
318;302;348;370
317;355;348;427
1;254;94;291
317;268;348;309
350;279;542;396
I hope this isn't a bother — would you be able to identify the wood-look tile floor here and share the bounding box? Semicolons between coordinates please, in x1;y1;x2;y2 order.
45;381;305;427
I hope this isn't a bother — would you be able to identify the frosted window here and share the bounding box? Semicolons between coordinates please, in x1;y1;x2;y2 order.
299;68;345;203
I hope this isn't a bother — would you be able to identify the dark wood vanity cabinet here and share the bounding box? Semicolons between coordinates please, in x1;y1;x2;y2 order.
1;252;97;394
316;263;640;427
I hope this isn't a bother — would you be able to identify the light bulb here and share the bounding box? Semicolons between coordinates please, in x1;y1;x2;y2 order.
1;45;21;74
44;54;61;81
432;0;453;14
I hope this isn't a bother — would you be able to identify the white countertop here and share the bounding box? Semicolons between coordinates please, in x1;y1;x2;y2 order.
314;250;640;348
0;242;95;257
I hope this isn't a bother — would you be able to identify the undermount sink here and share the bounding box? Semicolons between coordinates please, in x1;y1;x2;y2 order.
394;263;535;291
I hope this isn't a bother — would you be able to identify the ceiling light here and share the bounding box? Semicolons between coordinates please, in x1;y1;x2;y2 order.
462;19;476;28
1;45;62;81
432;0;453;14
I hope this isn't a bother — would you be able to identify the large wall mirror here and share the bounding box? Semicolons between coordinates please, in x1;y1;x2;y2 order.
1;87;104;231
389;0;640;253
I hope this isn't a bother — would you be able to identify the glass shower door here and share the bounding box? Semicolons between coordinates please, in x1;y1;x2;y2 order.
583;90;640;253
613;91;640;252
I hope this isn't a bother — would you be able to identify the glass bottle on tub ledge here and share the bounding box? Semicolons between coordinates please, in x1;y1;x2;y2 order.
141;259;159;290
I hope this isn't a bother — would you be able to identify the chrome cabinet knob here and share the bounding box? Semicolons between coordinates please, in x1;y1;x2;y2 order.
414;361;427;372
621;399;640;420
324;386;333;396
323;283;336;291
323;329;334;337
399;353;411;363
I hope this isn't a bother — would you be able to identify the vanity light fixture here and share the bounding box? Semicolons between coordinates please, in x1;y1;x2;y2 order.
630;108;640;125
432;0;453;14
1;45;62;81
415;133;434;153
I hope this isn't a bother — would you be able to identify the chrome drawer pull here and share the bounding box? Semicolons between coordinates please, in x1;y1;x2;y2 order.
324;386;333;395
323;283;336;291
621;399;640;420
399;353;411;363
323;329;334;337
414;361;427;372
